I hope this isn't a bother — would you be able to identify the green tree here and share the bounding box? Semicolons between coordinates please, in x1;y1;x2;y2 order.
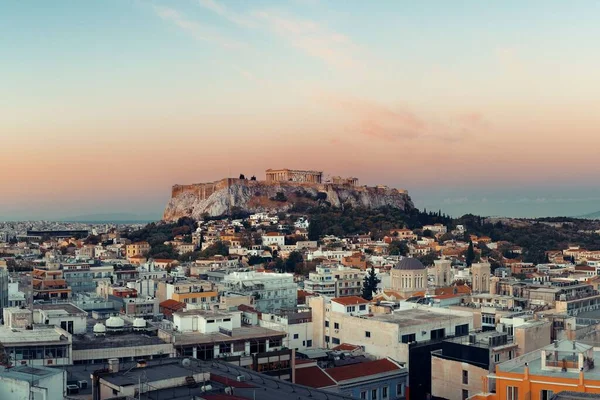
388;240;409;256
285;251;303;273
466;241;475;267
361;266;381;301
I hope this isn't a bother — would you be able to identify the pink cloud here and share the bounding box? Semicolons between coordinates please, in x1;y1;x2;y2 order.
321;93;425;141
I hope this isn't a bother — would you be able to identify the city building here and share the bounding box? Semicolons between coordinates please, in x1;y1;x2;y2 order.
0;266;8;317
305;265;337;297
126;241;151;261
262;232;286;247
310;297;473;364
7;279;25;307
471;261;492;293
32;265;72;301
258;309;314;351
471;340;600;400
296;358;408;399
431;258;452;287
0;325;72;367
390;258;428;298
431;331;518;400
222;271;297;312
32;303;88;335
158;309;290;378
0;365;66;400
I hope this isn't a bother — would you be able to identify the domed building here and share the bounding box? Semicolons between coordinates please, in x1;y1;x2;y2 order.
390;257;428;298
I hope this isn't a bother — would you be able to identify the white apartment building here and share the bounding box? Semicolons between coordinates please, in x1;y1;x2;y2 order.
259;309;314;351
309;297;474;365
261;232;285;247
222;271;297;312
304;265;363;298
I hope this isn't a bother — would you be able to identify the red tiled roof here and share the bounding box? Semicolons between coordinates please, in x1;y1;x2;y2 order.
331;296;369;306
294;366;336;388
331;343;361;352
159;299;185;311
325;359;401;382
575;266;595;271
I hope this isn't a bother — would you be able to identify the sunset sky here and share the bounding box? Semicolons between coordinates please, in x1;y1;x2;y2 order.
3;1;600;220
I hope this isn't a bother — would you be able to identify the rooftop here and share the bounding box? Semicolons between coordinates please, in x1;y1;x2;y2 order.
295;366;337;388
173;309;236;318
0;326;70;345
331;296;369;306
0;365;63;383
369;307;470;328
35;303;87;315
325;358;404;383
166;325;285;346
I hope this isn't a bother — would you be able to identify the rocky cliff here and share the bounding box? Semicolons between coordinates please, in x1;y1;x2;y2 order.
163;178;414;221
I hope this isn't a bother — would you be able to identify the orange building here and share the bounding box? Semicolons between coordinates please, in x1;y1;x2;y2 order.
126;241;151;261
471;340;600;400
172;290;218;305
32;267;72;300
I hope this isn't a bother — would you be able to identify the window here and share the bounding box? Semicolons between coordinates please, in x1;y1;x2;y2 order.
494;353;500;362
293;334;299;339
462;370;468;384
397;383;404;396
360;391;367;399
507;386;518;400
325;321;329;328
334;322;340;329
462;389;469;400
325;336;330;343
359;304;366;310
540;390;553;400
371;389;377;400
430;328;445;340
401;333;416;343
306;340;312;347
366;331;371;338
455;324;469;336
382;386;388;399
332;337;340;345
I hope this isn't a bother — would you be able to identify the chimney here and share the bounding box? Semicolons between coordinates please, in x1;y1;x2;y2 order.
107;358;119;373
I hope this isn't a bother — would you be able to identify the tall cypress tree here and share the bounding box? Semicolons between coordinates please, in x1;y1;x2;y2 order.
361;266;381;301
466;241;475;267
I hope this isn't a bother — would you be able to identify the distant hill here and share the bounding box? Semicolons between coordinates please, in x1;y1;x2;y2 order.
164;178;414;221
59;213;159;223
578;211;600;220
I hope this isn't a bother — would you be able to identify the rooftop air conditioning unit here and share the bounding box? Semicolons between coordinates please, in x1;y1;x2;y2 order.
236;375;246;382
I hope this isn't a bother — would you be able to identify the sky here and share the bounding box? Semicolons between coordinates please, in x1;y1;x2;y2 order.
2;0;600;220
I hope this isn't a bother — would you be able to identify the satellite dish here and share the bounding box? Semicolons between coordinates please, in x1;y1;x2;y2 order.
182;358;191;367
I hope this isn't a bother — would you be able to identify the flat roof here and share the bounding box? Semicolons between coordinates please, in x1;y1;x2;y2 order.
0;326;70;345
369;308;469;328
102;360;200;387
168;326;285;346
173;309;237;318
35;303;87;315
0;365;63;383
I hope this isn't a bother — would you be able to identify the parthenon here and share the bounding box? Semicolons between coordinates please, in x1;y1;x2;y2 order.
265;169;323;183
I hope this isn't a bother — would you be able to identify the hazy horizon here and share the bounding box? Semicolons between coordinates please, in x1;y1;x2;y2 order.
3;1;600;220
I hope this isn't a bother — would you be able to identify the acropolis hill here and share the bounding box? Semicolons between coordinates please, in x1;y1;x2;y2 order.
163;169;414;221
